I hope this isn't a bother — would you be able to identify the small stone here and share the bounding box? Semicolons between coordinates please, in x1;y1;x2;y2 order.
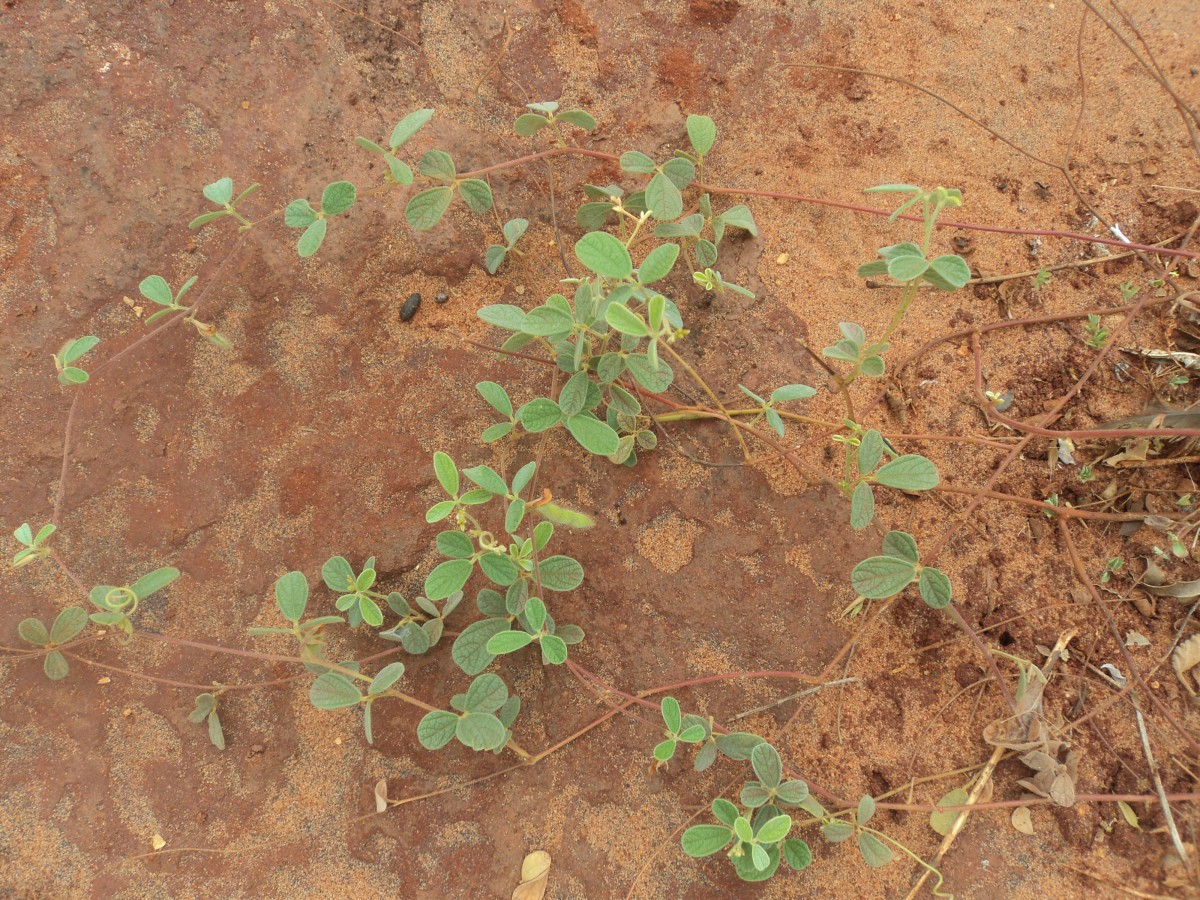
97;676;111;684
515;284;526;295
443;88;462;102
251;744;265;755
241;100;250;109
435;291;449;304
776;252;789;265
334;737;343;746
400;292;421;321
122;708;132;717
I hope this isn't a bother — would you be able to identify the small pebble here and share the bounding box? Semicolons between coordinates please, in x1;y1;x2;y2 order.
435;291;449;304
400;291;421;321
776;252;789;265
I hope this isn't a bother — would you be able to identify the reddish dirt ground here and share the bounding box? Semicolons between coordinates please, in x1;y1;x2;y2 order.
3;1;1200;897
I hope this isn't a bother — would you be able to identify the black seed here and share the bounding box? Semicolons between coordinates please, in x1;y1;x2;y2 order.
435;291;449;304
401;292;421;321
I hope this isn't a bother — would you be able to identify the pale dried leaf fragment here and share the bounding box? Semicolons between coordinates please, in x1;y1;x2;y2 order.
513;850;551;900
1125;631;1150;648
374;779;388;813
1011;806;1034;835
151;834;166;851
1172;634;1200;696
1117;800;1140;830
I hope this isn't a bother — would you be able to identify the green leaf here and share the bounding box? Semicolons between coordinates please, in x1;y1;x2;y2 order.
417;709;459;750
741;783;771;808
850;482;875;530
620;150;656;174
131;567;179;600
858;259;889;278
57;368;88;385
661;696;682;732
462;465;507;496
718;204;758;237
459;179;493;214
522;306;574;337
715;732;765;760
384;156;413;184
881;530;920;563
887;254;929;281
770;384;815;403
686;114;717;156
44;650;69;680
919;567;954;609
433;451;459;496
924;254;971;291
857;832;894;867
62;336;99;365
405;187;454;230
751;742;783;789
502;218;529;246
511;461;537;496
514;113;550;136
750;843;770;872
540;634;568;664
783;838;812;870
775;779;809;805
626;354;673;392
355;136;387;155
557;109;596;130
536;555;584;591
478;304;528;331
321;181;357;216
851;555;917;599
138;275;174;306
678;724;706;742
655;214;705;238
14;523;33;545
426;500;456;523
757;814;793;845
389;108;434;149
297;219;327;257
681;825;733;858
857;795;876;826
18;618;49;646
419;150;457;180
397;622;432;654
189;209;227;229
653;738;677;761
309;673;361;709
437;530;475;559
487;630;534;654
558;371;590;418
275;571;309;622
479;552;519;586
284;199;317;228
203;177;234;205
765;409;784;438
638;244;679;285
576;202;615;230
822;820;855;843
189;693;217;723
661;157;695;189
930;788;969;835
49;607;87;644
457;712;507;751
518;399;562;433
858;430;884;473
452;618;509;675
482;422;513;442
605;303;650;337
566;414;620;455
874;455;939;490
463;673;508;713
368;662;406;695
575;232;633;280
425;559;474;600
645;171;683;220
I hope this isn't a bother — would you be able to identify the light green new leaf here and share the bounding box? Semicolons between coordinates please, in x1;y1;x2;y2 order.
284;199;317;228
681;825;733;857
368;662;406;695
389;108;434;149
874;455;939;490
757;814;793;845
557;109;596;130
566;414;620;455
275;570;309;622
851;555;916;599
638;243;679;284
131;567;180;600
858;429;884;473
487;630;534;654
458;179;493;214
924;254;971;291
645;171;683;220
203;177;234;205
686;114;717;156
918;567;954;609
297;219;327;257
433;450;459;496
605;303;650;337
321;181;357;216
850;481;875;530
476;381;513;417
857;832;894;867
425;559;474;600
139;275;174;306
310;673;361;709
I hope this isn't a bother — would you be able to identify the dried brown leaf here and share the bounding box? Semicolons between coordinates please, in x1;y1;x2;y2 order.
513;850;551;900
374;779;388;814
1172;633;1200;696
1011;806;1035;835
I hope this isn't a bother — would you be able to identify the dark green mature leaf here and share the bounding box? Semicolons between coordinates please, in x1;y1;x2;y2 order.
463;464;508;495
452;618;509;675
537;555;584;591
405;187;454;230
851;555;916;599
822;820;855;842
523;306;574;336
437;530;475;558
881;530;919;562
874;454;939;490
420;150;457;180
310;673;361;709
43;650;69;680
479;552;519;586
783;839;812;870
457;712;506;751
566;415;620;455
49;607;88;644
321;181;356;216
858;832;894;867
369;662;406;695
682;825;733;858
718;204;758;237
18;618;49;645
661;157;695;189
463;673;508;713
540;634;568;664
575;232;633;279
425;559;473;600
487;630;534;654
625;354;673;392
686;114;717;156
557;371;590;418
275;571;309;622
417;709;459;750
519;398;562;433
751;742;783;789
458;179;493;214
919;567;954;609
577;202;615;230
733;842;780;881
645;171;683;220
620;150;656;174
887;254;929;281
850;481;875;530
924;254;971;291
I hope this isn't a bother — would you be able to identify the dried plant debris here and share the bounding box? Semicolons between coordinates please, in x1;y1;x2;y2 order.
1172;634;1200;696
